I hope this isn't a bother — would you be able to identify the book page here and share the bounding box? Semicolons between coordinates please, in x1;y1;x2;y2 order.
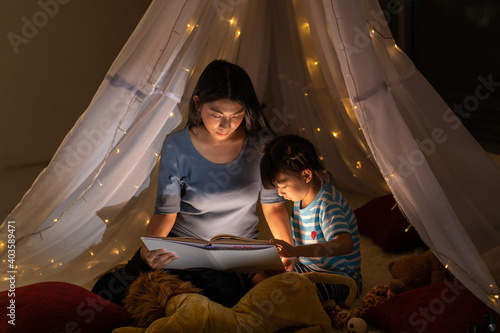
210;246;284;272
209;234;273;245
142;237;218;270
141;237;284;272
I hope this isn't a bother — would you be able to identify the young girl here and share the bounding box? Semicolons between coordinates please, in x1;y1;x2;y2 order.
260;135;361;303
92;60;294;307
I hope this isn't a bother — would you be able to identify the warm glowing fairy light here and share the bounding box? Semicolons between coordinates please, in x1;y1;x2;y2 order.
104;219;109;223
317;127;321;132
170;112;174;117
304;93;308;96
356;161;362;169
314;61;318;66
116;148;120;153
332;131;340;137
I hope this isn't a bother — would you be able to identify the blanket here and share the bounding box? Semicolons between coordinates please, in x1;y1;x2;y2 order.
113;271;358;333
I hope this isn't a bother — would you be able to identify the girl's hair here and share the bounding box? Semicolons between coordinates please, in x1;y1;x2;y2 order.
261;135;330;189
188;59;268;135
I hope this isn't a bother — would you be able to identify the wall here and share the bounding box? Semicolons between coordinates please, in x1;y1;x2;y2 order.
0;0;152;219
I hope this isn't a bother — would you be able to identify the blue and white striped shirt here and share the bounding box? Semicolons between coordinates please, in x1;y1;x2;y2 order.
291;182;362;292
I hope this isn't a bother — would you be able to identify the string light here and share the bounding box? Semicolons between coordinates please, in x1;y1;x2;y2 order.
116;148;120;153
314;61;319;66
237;31;241;36
405;225;412;232
332;131;340;138
444;260;451;269
304;93;308;96
316;127;321;132
229;19;234;24
104;219;109;223
356;161;362;169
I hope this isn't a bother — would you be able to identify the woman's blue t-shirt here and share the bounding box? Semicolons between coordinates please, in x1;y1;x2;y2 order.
154;127;284;240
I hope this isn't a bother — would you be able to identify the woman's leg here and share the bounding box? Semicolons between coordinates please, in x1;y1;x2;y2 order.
91;248;151;306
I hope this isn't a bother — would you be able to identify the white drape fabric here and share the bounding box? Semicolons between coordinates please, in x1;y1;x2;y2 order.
1;0;498;312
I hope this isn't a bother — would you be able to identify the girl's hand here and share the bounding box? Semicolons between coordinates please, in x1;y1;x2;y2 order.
140;244;179;270
271;238;296;257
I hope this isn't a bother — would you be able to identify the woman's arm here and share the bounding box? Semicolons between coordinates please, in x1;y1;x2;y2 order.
140;213;179;270
261;202;297;271
261;202;293;243
272;233;353;258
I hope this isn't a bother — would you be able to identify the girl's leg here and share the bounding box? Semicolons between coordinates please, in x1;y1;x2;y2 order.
294;262;350;303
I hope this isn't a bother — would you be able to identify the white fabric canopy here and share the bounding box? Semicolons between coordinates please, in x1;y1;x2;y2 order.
1;0;499;313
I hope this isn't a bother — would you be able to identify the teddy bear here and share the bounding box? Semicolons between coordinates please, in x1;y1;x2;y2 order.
388;249;454;294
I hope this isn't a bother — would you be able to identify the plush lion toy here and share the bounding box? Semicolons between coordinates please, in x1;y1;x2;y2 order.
388;250;453;294
117;270;334;333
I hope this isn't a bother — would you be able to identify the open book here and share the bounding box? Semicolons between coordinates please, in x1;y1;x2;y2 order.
141;234;285;273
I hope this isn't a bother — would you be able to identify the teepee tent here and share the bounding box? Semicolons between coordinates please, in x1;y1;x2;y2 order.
1;0;499;314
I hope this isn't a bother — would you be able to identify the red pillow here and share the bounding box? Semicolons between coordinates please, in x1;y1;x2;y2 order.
364;280;499;333
354;194;424;252
0;281;131;333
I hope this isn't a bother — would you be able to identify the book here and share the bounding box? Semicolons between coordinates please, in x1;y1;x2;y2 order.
141;234;285;273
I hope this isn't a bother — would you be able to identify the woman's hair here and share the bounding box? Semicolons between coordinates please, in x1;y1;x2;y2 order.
188;59;268;135
260;135;330;189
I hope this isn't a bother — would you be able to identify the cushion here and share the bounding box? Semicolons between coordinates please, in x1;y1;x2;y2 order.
354;194;424;252
364;280;499;333
0;281;132;333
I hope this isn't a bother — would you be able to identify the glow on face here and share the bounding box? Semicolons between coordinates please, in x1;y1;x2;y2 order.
199;99;245;140
275;172;310;202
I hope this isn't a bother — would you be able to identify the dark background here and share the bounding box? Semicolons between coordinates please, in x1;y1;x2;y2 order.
381;0;500;153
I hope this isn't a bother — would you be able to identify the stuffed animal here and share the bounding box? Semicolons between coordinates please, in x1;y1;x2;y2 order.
117;270;334;333
388;249;453;294
326;284;395;333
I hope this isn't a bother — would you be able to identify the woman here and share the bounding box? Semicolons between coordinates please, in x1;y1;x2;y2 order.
92;59;294;307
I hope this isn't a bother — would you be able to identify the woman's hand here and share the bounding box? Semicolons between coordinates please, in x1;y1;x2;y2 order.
140;244;178;270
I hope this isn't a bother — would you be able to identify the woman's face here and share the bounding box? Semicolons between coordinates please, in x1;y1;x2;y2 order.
197;98;246;140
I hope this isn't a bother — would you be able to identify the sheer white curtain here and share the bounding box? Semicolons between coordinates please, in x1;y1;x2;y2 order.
1;0;498;313
305;0;499;312
0;0;261;289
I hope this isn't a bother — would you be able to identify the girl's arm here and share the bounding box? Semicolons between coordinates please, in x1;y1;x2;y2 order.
272;233;353;258
140;213;179;269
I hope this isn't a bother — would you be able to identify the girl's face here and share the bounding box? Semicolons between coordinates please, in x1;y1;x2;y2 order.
197;98;246;141
275;170;317;207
